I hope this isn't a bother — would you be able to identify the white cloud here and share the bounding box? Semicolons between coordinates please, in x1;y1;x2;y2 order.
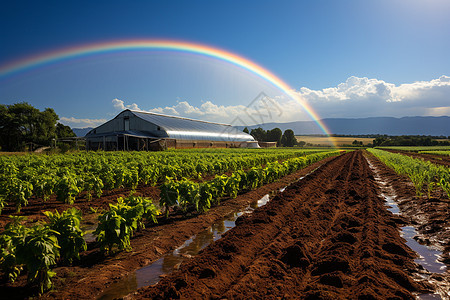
112;98;141;111
59;117;107;128
294;75;450;118
111;75;450;126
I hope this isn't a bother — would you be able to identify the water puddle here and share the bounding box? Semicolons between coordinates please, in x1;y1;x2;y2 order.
81;224;97;243
97;167;324;300
98;190;281;299
366;157;448;299
401;226;446;274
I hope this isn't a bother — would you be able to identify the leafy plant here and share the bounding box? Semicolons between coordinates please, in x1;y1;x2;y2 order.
0;216;27;282
44;208;86;264
55;173;80;204
15;225;60;294
160;177;180;218
94;197;143;254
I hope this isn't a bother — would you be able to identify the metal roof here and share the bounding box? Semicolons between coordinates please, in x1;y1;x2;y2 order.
130;110;253;142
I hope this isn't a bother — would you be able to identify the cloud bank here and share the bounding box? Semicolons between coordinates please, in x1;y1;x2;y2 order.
63;75;450;129
59;117;107;128
111;75;450;126
296;75;450;118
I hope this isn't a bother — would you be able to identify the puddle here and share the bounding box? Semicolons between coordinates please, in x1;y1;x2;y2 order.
97;169;321;300
98;192;277;300
81;224;97;243
417;294;442;300
366;157;448;299
382;193;400;215
401;226;446;274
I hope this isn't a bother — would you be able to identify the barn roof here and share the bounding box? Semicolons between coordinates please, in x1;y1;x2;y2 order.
86;110;254;142
130;110;253;142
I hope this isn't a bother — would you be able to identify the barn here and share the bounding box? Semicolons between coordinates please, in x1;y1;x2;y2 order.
85;109;255;150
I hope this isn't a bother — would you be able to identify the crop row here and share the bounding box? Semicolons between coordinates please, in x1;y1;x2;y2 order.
0;150;340;294
0;149;328;214
418;150;450;156
0;195;159;294
378;146;450;152
160;150;341;217
368;148;450;199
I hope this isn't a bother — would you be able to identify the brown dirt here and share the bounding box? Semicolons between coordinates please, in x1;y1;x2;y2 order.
131;151;429;299
365;151;450;293
382;149;450;167
0;155;337;300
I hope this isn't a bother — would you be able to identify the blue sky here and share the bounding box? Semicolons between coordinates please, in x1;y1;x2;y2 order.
1;0;450;128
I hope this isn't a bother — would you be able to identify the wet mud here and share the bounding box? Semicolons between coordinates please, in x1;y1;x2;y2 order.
132;151;430;299
0;155;337;300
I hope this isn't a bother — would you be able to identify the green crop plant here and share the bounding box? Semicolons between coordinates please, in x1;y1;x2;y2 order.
10;179;33;213
0;216;60;294
15;225;60;294
368;148;450;199
160;177;180;218
94;197;144;254
123;195;160;226
0;216;27;282
55;173;79;204
44;208;86;264
83;174;104;201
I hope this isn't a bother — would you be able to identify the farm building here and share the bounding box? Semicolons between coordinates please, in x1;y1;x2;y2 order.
85;109;255;150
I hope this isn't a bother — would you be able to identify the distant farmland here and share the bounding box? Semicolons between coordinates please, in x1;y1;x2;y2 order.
295;135;374;146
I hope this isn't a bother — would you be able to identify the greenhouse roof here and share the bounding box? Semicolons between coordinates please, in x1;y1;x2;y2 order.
129;110;253;142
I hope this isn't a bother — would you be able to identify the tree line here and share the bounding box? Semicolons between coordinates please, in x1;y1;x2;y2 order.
0;102;76;151
243;127;301;147
373;135;450;147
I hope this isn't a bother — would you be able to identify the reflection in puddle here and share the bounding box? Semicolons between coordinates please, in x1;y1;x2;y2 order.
98;169;320;300
401;226;446;274
367;157;448;299
98;191;280;300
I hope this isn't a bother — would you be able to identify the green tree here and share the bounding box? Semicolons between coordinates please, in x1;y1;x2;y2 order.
0;103;60;151
56;123;76;138
250;127;267;142
267;128;282;146
243;127;249;134
281;129;297;147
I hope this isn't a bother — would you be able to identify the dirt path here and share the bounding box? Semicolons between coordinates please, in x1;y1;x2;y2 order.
0;155;338;300
382;149;450;167
132;151;428;299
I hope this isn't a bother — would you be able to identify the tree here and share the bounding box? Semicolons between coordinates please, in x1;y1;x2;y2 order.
250;127;267;142
267;128;282;146
243;127;249;134
281;129;297;147
56;123;76;139
0;102;60;151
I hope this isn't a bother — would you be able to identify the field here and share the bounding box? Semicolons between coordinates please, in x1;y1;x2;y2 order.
295;135;374;146
0;148;449;299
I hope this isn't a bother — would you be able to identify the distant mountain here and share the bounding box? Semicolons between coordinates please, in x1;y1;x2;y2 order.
72;127;93;137
236;116;450;136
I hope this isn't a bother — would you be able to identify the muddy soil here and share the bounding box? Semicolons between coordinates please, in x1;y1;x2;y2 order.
0;155;337;300
132;151;429;299
365;151;450;294
382;149;450;167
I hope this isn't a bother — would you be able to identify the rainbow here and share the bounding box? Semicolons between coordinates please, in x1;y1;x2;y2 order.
0;39;337;146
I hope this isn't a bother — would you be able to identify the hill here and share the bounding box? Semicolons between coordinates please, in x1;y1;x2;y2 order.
237;116;450;136
71;127;93;137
